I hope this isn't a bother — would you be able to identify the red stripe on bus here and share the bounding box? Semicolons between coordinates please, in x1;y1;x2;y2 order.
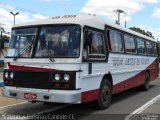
81;59;159;103
113;62;158;94
81;89;99;103
112;71;146;94
7;62;60;71
113;58;159;94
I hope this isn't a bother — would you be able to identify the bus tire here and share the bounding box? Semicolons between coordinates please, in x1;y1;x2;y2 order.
142;72;150;91
96;78;112;110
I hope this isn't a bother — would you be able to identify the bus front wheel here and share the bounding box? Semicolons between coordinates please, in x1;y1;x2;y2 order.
96;78;112;110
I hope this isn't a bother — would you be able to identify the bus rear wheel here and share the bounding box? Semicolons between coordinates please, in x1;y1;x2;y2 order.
96;78;112;110
141;72;150;91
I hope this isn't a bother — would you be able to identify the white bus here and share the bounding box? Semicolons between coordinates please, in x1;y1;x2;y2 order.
2;14;159;109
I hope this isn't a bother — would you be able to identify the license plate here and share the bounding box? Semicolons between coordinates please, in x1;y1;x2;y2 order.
24;93;37;100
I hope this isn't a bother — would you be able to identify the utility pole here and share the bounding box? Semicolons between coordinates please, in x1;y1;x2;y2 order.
10;12;19;25
0;28;3;50
113;9;126;25
0;30;2;40
0;26;2;40
125;21;127;28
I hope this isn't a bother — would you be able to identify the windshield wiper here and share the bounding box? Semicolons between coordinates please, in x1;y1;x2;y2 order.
46;49;56;62
42;42;56;62
13;42;33;61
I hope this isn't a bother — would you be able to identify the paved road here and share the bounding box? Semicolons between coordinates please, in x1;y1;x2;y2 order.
0;78;160;120
131;98;160;120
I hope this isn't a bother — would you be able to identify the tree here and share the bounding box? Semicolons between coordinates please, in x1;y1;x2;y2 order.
129;27;155;39
0;27;4;33
0;26;5;50
0;22;5;33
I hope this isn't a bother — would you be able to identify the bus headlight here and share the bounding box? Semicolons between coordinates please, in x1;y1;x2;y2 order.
5;72;9;78
64;74;70;81
10;72;14;79
55;74;60;81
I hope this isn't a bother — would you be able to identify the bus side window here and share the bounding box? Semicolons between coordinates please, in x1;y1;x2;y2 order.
83;29;106;60
137;38;145;55
154;43;158;56
91;32;104;54
146;41;154;55
83;30;92;60
124;35;136;53
109;30;123;52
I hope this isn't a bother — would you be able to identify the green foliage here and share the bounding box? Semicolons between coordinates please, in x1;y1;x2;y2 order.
2;35;10;41
0;26;4;33
129;27;155;39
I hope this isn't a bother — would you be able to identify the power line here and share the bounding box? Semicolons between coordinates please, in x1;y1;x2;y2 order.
0;2;48;17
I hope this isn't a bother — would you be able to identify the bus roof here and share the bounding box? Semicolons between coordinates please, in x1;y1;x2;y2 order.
13;14;157;42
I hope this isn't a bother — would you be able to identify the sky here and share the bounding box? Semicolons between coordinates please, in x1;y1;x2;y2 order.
0;0;160;39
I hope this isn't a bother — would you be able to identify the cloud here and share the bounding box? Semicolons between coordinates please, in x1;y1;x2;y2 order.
81;0;160;38
0;3;48;32
32;13;48;20
138;24;160;40
133;0;158;4
81;0;158;22
139;24;146;30
152;7;160;19
40;0;72;2
81;0;142;15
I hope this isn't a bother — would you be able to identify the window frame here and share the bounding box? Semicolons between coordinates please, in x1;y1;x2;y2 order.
83;26;107;62
153;43;158;56
146;41;154;55
7;24;82;59
34;25;81;58
6;27;38;58
105;25;158;57
137;38;146;55
107;29;124;53
124;34;137;54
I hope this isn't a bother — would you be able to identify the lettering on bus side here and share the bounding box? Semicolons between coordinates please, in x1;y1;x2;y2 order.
52;15;77;19
52;16;61;19
112;57;124;66
62;15;77;19
111;57;149;67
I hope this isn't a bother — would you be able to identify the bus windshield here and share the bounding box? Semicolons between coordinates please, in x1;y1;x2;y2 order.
35;25;81;58
7;25;81;58
7;28;37;58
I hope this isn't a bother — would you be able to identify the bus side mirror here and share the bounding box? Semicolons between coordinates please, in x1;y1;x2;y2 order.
84;30;92;45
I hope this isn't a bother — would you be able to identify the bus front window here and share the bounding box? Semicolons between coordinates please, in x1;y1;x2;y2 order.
35;25;81;58
7;28;37;58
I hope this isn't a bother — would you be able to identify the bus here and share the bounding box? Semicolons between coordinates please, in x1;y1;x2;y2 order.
2;14;159;109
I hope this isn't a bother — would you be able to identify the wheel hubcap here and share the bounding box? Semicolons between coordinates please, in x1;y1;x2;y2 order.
102;85;110;102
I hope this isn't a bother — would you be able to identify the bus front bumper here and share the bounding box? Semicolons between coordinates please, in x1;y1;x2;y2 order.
2;87;81;103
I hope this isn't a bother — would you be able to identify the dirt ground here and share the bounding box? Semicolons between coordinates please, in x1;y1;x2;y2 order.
0;87;26;107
